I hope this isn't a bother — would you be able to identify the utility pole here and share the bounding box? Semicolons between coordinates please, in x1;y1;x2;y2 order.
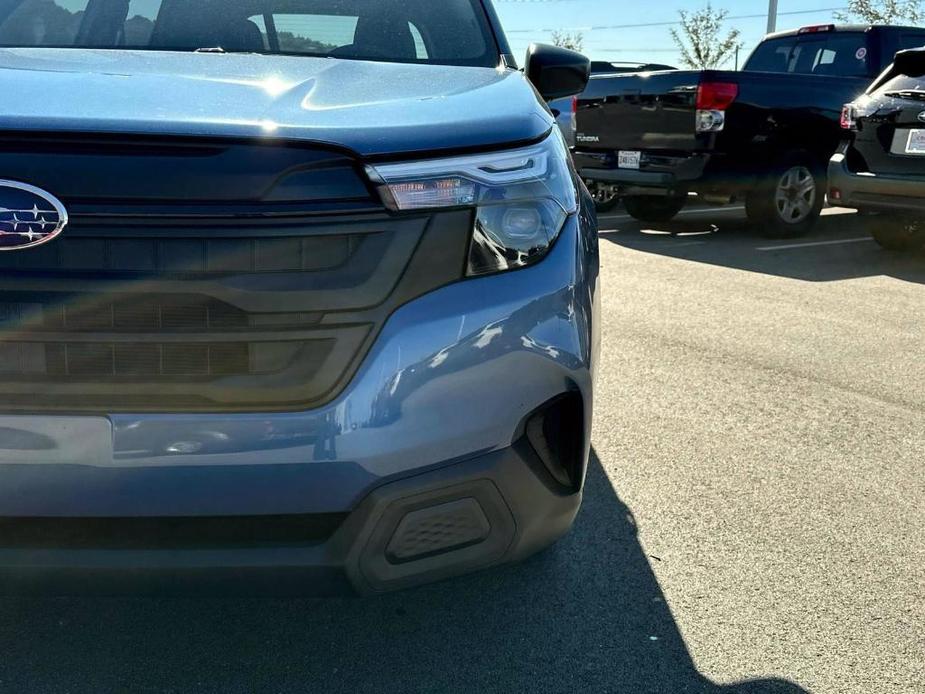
767;0;779;34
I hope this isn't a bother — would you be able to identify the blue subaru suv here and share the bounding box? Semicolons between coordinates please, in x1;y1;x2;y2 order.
0;0;598;593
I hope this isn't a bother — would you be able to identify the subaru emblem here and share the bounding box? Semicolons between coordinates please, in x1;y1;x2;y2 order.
0;180;68;251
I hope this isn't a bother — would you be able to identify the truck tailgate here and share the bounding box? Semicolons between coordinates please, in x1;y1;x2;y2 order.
577;71;706;151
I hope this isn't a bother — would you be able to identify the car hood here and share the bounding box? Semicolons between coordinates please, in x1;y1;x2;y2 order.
0;49;552;157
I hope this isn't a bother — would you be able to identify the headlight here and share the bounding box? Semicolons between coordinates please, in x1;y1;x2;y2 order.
366;132;577;276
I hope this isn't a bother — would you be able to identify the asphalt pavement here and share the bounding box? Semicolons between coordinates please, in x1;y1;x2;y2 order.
0;207;922;693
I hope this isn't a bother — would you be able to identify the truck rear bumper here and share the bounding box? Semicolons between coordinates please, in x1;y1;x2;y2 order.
579;167;681;188
574;151;738;195
829;152;925;213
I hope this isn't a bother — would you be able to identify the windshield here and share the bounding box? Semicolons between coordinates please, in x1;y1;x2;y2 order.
0;0;499;66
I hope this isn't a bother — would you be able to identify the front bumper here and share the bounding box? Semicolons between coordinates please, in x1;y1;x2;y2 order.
0;209;600;594
829;152;925;213
0;442;583;595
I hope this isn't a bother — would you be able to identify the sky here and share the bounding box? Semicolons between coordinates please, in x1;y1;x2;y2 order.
492;0;853;68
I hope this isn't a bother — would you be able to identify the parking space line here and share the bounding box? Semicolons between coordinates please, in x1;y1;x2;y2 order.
756;237;874;252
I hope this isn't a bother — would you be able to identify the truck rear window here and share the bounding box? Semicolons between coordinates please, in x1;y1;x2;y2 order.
0;0;496;67
746;32;871;78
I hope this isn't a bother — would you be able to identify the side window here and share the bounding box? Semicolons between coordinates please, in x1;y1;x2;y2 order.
270;14;358;53
0;0;163;47
0;0;88;46
122;0;164;46
790;38;826;74
409;22;428;59
745;38;797;73
814;48;837;69
247;15;271;51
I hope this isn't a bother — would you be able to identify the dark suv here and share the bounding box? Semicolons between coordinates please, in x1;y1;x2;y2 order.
830;47;925;250
0;0;598;594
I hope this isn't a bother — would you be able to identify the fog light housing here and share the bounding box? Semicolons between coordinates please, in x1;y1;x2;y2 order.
525;392;586;493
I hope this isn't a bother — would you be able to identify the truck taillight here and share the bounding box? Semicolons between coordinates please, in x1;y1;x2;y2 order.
697;82;738;110
840;104;858;130
571;95;578;116
695;82;738;133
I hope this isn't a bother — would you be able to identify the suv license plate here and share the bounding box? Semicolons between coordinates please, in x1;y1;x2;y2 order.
905;129;925;154
618;151;641;169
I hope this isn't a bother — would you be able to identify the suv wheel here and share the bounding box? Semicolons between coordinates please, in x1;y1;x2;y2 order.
746;153;824;238
623;194;686;224
585;181;620;213
870;217;925;251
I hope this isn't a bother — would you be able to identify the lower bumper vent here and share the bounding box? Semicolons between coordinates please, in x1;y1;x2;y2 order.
385;498;491;564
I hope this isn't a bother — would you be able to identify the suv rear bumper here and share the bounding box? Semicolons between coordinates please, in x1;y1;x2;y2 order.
829;152;925;212
0;211;600;594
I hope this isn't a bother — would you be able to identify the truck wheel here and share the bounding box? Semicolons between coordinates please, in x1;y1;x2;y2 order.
623;194;686;224
586;181;620;213
746;153;824;238
870;217;925;251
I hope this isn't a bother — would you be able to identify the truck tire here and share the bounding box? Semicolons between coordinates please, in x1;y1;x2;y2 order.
623;194;686;224
746;152;824;238
870;217;925;251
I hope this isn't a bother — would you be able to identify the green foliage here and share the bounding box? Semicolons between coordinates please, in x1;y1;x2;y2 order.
550;30;584;52
277;31;335;54
669;3;742;70
835;0;924;23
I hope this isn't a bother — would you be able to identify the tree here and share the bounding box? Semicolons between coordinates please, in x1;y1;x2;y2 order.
835;0;924;23
669;3;742;70
551;30;584;52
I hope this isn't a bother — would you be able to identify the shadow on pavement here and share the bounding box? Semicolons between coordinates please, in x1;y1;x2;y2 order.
0;453;806;694
600;210;925;284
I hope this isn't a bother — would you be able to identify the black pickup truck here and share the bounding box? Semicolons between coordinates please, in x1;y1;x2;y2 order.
575;24;925;236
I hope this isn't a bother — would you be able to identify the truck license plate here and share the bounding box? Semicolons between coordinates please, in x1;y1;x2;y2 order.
618;151;641;169
905;129;925;154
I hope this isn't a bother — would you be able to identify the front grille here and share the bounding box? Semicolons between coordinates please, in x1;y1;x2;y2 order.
0;135;472;413
0;294;331;384
0;295;255;331
0;340;333;380
0;232;362;276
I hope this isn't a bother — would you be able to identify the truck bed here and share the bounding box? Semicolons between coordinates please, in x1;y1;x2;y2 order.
576;69;867;156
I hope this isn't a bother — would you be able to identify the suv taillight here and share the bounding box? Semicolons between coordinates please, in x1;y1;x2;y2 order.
695;82;738;133
840;103;858;130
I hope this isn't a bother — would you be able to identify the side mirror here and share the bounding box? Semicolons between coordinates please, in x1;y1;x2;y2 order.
525;43;591;101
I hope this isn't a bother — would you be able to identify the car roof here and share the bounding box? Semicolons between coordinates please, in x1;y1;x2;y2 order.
764;24;924;40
